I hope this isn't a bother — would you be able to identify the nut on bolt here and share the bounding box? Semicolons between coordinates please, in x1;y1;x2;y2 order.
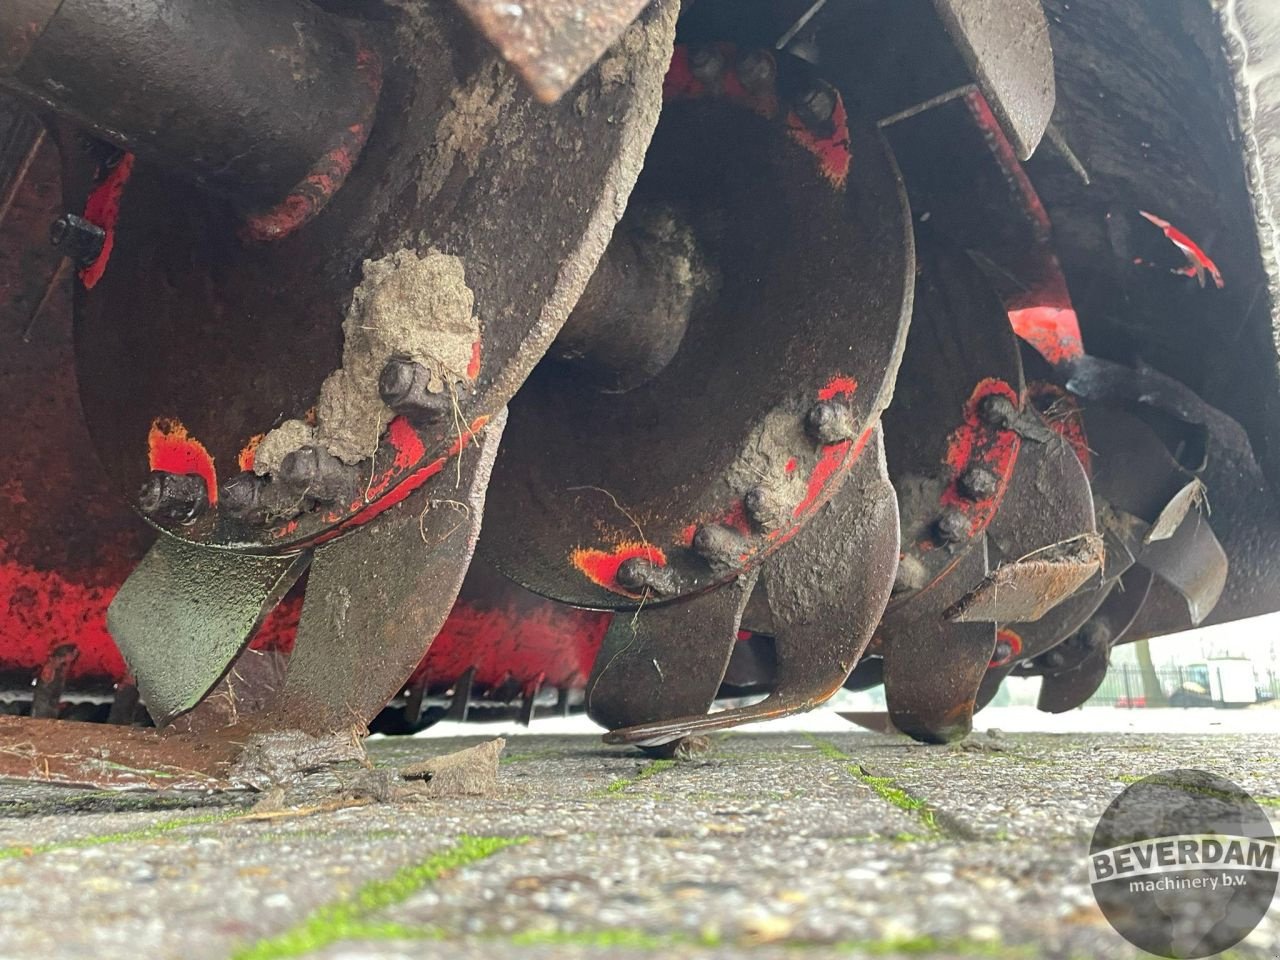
806;401;856;444
795;81;837;126
978;393;1018;429
49;213;106;267
934;510;970;544
958;467;999;500
379;357;452;425
219;471;264;519
737;50;776;93
692;523;750;568
138;471;209;524
690;47;725;83
278;445;360;504
616;557;680;597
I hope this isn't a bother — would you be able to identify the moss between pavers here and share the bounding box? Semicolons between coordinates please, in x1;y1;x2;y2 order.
599;757;675;796
0;810;239;861
231;834;526;960
805;737;943;837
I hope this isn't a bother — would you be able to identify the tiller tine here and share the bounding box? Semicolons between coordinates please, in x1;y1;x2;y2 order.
479;44;913;747
1137;508;1227;627
865;239;1024;743
267;411;507;736
106;540;310;725
604;424;899;744
585;569;759;747
880;542;995;744
451;0;654;104
837;711;901;736
1034;566;1155;714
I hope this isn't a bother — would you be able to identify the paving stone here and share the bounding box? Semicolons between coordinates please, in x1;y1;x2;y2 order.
0;731;1274;960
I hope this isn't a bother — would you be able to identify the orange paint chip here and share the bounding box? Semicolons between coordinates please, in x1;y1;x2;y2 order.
147;418;218;505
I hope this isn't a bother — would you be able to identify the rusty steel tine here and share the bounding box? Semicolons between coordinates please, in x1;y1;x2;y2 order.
267;412;506;736
586;569;759;747
604;425;899;744
452;0;654;104
107;538;312;726
880;538;995;743
1037;567;1154;713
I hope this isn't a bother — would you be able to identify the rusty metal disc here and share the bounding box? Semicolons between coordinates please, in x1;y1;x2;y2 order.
482;46;914;610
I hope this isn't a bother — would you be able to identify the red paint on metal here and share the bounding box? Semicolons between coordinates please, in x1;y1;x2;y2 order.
964;92;1050;242
308;415;491;545
989;628;1023;667
237;433;265;472
467;340;483;380
793;427;870;519
79;153;135;290
817;375;858;401
784;457;797;474
937;379;1021;537
664;44;841;183
407;594;608;693
242;47;382;243
1030;382;1091;476
147;418;218;505
663;45;702;100
785;95;852;190
571;541;669;597
1008;306;1083;365
0;543;126;682
1137;210;1225;289
246;593;302;654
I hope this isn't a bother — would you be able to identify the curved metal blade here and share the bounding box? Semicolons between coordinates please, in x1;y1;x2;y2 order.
605;425;899;743
106;536;310;725
268;411;507;735
1037;566;1154;713
1139;509;1227;626
881;538;994;743
587;569;758;745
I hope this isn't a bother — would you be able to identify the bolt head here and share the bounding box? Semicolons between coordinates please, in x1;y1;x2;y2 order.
806;401;855;444
796;82;836;125
978;394;1018;428
958;467;999;500
137;473;165;516
935;510;970;543
743;486;772;526
690;47;725;81
991;641;1014;665
137;471;207;523
220;472;262;517
378;359;418;406
737;51;776;92
616;556;654;590
279;447;321;485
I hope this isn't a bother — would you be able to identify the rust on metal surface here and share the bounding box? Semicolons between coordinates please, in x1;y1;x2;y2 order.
453;0;653;103
944;535;1102;623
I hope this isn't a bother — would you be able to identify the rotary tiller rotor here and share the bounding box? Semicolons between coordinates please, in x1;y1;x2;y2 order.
7;0;1280;786
480;41;915;746
14;0;679;743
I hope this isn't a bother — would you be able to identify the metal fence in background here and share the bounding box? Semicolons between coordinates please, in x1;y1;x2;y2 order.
1086;665;1280;708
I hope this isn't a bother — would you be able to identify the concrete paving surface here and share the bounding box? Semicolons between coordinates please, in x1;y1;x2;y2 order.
0;730;1276;960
